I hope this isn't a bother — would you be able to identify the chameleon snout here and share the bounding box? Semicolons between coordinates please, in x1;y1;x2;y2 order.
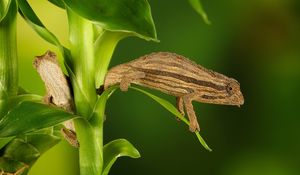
234;91;244;107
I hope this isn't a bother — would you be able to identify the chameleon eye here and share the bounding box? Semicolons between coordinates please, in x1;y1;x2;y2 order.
226;83;234;95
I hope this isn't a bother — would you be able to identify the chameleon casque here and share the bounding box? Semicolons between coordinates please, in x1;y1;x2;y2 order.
104;52;244;132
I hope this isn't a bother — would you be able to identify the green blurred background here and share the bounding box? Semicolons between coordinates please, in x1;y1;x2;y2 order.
17;0;300;175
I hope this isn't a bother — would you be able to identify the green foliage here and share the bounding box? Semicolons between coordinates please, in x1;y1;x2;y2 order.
0;0;11;22
18;0;63;49
17;0;73;70
89;85;118;121
0;101;79;138
63;0;157;41
66;8;98;116
131;86;212;151
188;0;211;24
8;94;42;108
66;63;93;117
0;127;62;174
0;138;12;149
48;0;65;9
74;118;103;175
102;139;140;175
0;157;28;174
1;0;212;174
73;85;118;175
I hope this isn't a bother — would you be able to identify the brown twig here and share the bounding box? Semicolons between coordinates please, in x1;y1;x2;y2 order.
34;50;79;147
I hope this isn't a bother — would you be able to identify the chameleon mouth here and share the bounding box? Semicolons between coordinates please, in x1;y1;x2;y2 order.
236;92;244;106
229;91;244;107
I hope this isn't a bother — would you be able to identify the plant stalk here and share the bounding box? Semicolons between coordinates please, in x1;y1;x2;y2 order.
67;8;97;115
67;8;127;175
67;8;102;175
0;0;18;118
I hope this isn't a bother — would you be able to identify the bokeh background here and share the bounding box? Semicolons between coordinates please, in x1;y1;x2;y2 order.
17;0;300;175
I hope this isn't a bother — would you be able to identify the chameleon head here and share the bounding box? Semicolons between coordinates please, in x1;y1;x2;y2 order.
224;80;244;106
195;78;244;106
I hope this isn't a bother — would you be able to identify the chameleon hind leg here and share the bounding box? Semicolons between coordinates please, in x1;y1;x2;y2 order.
119;70;145;91
182;93;200;132
176;97;185;121
176;97;185;116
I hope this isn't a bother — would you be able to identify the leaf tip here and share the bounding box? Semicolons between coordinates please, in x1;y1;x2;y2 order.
196;132;212;152
132;150;141;159
202;14;211;25
150;38;160;43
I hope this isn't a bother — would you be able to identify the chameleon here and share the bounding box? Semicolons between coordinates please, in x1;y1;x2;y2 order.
104;52;244;132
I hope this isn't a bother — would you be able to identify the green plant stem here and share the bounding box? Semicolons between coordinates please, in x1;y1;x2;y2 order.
67;8;97;115
94;31;127;88
0;0;17;118
67;8;102;175
74;118;103;175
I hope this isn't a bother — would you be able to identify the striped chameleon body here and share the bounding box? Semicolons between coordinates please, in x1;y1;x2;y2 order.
104;52;244;132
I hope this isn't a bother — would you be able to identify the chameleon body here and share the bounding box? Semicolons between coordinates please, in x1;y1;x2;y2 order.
104;52;244;132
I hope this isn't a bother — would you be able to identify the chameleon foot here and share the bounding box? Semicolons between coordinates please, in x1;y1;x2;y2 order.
119;78;131;91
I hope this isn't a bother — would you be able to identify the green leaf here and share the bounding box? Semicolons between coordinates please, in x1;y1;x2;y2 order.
89;85;118;121
0;0;11;22
0;96;8;119
131;86;212;151
188;0;211;24
0;128;61;174
23;132;60;154
8;94;43;108
63;0;157;41
48;0;65;9
17;0;71;68
4;138;41;164
17;87;29;95
0;101;79;138
0;157;28;174
0;137;13;149
18;0;61;47
102;139;140;175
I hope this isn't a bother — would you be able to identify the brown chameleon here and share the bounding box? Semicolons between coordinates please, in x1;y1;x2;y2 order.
104;52;244;132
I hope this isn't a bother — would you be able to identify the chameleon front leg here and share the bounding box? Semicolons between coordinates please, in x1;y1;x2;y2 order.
182;93;200;132
119;70;145;91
